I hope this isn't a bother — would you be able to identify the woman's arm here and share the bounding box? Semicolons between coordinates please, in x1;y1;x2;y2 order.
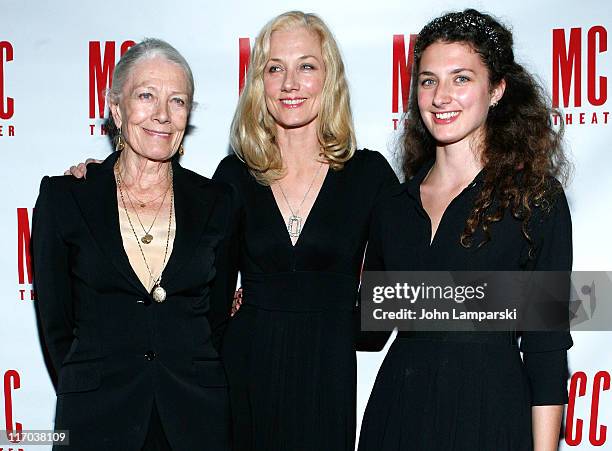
354;234;392;352
32;177;75;378
208;159;243;351
207;189;240;351
533;405;564;451
521;186;573;451
354;153;399;351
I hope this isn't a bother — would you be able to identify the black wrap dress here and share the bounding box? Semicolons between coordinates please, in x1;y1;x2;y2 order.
213;149;398;451
357;160;573;451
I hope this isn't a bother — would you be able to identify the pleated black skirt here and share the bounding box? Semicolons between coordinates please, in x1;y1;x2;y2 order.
222;272;358;451
358;333;533;451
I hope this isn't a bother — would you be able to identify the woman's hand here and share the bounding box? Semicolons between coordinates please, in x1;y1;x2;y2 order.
231;288;243;316
63;158;102;178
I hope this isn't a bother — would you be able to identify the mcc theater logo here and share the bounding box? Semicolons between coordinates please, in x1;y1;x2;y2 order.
565;370;610;446
17;208;34;301
239;37;250;94
1;369;24;450
0;41;15;138
88;40;135;135
552;26;608;126
391;34;417;130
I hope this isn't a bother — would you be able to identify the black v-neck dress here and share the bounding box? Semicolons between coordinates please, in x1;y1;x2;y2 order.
213;149;398;451
357;160;573;451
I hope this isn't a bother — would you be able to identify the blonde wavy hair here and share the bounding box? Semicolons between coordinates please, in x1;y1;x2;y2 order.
230;11;356;185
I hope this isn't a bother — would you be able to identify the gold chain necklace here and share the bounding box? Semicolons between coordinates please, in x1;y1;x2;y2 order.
115;162;173;302
123;184;169;244
125;184;169;208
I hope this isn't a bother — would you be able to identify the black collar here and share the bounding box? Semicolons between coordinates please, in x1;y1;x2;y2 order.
401;158;486;202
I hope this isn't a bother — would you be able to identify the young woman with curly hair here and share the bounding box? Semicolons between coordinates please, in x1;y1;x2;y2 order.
358;9;572;451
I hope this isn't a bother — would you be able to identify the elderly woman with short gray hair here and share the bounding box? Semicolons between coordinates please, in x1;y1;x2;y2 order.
32;38;236;451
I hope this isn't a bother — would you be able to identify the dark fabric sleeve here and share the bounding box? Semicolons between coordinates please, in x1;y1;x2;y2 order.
355;206;393;351
367;150;400;197
32;177;75;377
355;152;399;351
208;159;242;351
520;187;573;405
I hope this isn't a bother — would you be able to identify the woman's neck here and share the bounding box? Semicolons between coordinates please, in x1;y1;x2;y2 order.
117;149;172;190
428;139;484;188
275;121;322;174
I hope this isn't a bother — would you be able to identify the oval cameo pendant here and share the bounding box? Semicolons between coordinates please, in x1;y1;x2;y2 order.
152;285;167;303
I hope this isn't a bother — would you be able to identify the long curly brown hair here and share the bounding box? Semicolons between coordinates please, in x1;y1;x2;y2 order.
401;9;570;254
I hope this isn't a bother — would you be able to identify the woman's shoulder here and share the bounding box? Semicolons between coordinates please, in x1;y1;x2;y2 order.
213;153;250;184
346;148;398;181
529;176;571;227
38;151;114;196
350;148;391;167
34;175;89;221
375;181;410;211
188;165;237;197
171;163;234;210
37;174;81;198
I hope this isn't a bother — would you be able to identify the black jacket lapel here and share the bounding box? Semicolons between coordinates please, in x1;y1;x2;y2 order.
70;152;147;295
160;158;216;290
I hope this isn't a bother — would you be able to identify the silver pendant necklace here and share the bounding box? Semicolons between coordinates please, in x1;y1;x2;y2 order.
151;283;167;303
278;162;324;238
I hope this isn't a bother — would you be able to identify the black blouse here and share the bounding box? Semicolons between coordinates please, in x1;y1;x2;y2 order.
213;149;399;278
366;159;573;405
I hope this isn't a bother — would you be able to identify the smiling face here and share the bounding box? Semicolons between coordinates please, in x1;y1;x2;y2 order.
110;56;189;161
263;27;326;131
417;41;504;150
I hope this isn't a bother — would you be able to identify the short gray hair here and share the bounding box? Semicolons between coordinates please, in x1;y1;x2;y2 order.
106;38;195;139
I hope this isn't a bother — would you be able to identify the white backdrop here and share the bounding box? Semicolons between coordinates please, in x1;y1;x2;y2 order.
2;0;610;449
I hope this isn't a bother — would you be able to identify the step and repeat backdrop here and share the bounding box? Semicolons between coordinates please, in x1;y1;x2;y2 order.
2;0;610;449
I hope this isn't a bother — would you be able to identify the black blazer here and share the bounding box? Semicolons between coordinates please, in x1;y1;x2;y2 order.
32;151;237;450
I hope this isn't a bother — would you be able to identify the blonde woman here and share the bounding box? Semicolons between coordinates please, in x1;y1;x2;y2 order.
213;11;398;451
